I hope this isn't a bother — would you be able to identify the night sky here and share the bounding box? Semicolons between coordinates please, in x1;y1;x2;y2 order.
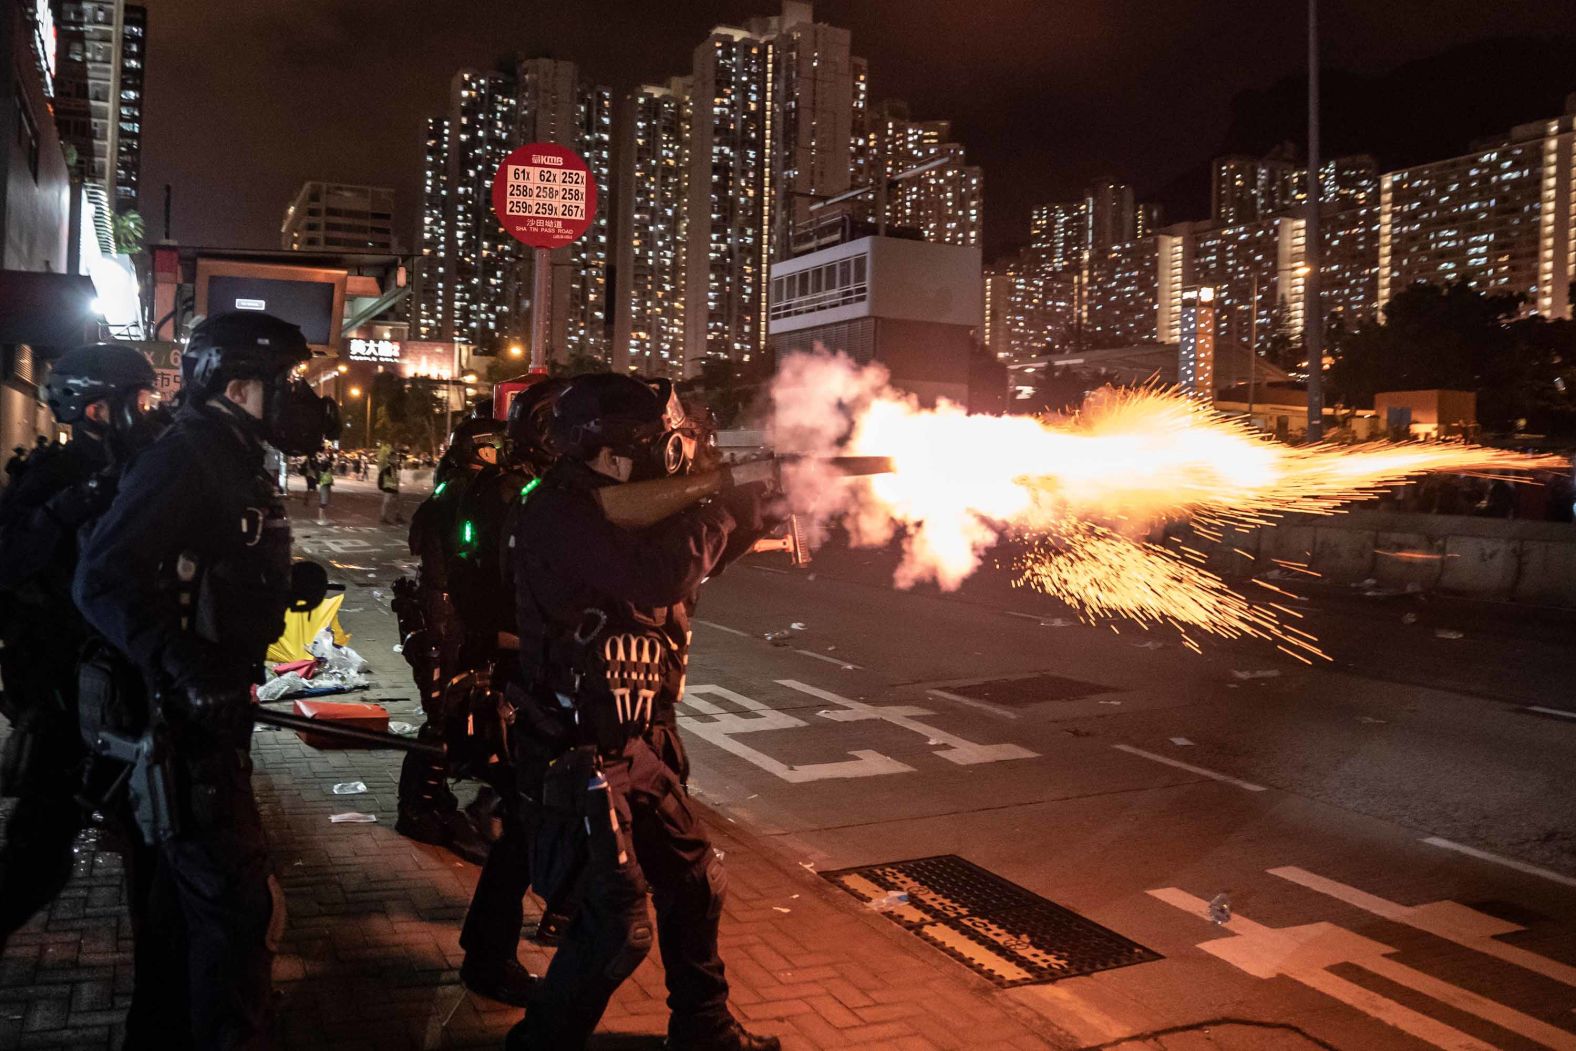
139;0;1576;259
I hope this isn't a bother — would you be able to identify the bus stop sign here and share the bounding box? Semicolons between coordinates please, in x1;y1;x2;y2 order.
492;143;596;250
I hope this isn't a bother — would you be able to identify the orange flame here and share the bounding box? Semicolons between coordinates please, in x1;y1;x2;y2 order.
771;352;1565;653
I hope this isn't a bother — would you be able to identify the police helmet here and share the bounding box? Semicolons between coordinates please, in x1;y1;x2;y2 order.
45;343;156;425
182;311;311;399
505;377;567;469
183;312;338;455
446;416;503;470
551;373;667;463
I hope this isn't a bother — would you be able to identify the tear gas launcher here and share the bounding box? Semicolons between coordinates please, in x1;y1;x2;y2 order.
593;456;893;566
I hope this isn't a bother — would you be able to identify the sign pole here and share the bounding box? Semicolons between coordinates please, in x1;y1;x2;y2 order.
491;142;596;375
531;246;551;372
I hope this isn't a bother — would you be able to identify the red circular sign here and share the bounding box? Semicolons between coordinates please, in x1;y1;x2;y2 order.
492;142;596;250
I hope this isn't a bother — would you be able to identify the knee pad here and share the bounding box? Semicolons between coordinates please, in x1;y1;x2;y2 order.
604;918;653;981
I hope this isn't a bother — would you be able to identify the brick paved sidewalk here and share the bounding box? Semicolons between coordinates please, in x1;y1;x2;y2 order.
0;724;1066;1050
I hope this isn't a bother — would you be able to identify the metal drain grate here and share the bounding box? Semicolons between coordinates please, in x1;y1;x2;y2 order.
823;854;1160;987
944;673;1115;706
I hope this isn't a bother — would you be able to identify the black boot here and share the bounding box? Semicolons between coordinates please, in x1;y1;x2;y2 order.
667;1019;781;1051
396;749;489;864
459;955;536;1007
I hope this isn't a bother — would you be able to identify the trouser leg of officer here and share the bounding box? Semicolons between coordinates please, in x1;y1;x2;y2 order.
123;839;195;1051
508;739;727;1050
142;719;276;1050
0;701;85;947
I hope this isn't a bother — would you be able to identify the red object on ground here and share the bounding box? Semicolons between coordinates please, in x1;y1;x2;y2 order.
491;142;596;250
290;700;390;750
492;371;552;422
273;658;317;679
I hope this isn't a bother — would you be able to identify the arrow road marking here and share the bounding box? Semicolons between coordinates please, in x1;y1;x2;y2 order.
1149;887;1576;1050
777;679;1039;765
1270;866;1576;987
679;685;912;783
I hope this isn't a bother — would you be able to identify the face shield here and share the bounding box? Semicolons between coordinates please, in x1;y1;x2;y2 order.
265;375;339;455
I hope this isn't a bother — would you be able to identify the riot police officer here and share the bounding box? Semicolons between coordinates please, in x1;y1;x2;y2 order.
0;343;160;950
506;373;781;1051
451;378;575;1004
74;311;335;1050
394;416;509;864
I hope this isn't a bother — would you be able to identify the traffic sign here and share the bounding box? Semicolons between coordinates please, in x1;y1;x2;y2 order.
491;143;596;250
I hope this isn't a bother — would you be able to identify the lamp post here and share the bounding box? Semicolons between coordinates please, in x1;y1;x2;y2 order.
1305;0;1324;441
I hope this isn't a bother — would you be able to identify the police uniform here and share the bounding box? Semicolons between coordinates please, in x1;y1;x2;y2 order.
74;312;333;1050
0;440;109;944
507;455;774;1051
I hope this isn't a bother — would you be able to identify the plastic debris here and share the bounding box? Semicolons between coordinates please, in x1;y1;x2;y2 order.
1208;893;1231;924
1434;629;1464;640
388;721;417;736
762;630;792;645
790;622;806;631
867;890;910;912
772;906;791;914
329;812;377;824
1231;669;1281;681
391;644;404;654
331;781;367;795
257;672;309;701
1401;612;1419;624
1170;737;1195;747
1132;640;1164;650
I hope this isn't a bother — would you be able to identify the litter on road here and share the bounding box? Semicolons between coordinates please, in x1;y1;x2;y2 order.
331;782;367;795
329;813;377;824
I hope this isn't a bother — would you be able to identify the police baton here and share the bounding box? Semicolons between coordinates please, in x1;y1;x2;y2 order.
251;706;445;757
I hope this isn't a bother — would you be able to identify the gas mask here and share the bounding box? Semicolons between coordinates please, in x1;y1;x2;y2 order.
635;379;698;481
265;375;339;455
107;387;164;463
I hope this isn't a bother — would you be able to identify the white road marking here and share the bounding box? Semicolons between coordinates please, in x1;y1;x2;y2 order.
1149;887;1538;1051
693;618;749;638
1270;866;1576;987
1421;837;1576;890
748;564;790;575
679;685;913;783
925;689;1020;721
794;649;861;671
778;680;1039;765
1525;705;1576;720
1112;744;1266;791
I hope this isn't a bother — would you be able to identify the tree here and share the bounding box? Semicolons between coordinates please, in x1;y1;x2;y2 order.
112;210;145;255
1328;281;1576;434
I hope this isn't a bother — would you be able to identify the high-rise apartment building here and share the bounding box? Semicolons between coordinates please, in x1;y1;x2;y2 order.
411;117;450;339
54;0;146;214
1030;201;1089;270
614;79;690;376
418;60;612;360
1211;152;1377;225
766;3;855;259
1086;179;1137;254
867;101;982;247
517;57;613;363
1379;107;1576;320
683;26;773;372
281;182;397;252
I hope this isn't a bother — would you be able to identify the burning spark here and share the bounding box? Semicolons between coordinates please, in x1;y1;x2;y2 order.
770;353;1564;653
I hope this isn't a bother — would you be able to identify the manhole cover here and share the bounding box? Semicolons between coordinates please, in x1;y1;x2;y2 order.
823;854;1160;987
944;673;1115;706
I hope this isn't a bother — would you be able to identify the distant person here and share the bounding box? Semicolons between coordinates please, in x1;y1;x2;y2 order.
378;450;403;524
317;460;335;524
300;453;319;506
4;446;25;483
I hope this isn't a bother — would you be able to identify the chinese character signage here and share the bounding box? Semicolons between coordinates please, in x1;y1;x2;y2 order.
491;143;596;250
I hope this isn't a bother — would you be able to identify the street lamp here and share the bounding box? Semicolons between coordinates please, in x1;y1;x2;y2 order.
508;344;524;359
1246;263;1311;427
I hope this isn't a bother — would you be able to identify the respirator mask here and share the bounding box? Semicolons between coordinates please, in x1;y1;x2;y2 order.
264;375;339;455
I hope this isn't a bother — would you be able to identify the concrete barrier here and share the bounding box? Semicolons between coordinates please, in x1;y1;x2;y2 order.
1200;510;1576;606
